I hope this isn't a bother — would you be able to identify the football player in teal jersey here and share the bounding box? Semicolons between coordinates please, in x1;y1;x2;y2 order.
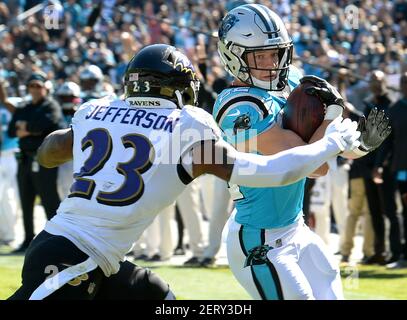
214;4;390;299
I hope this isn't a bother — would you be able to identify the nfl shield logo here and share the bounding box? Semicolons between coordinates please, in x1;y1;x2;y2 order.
129;73;139;81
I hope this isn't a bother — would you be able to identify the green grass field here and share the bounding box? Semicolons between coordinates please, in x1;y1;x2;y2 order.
1;254;406;300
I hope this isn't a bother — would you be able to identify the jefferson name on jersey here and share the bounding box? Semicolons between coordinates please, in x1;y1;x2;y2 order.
84;98;179;133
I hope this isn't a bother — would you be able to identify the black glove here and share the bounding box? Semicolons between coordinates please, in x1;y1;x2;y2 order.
357;108;392;152
300;75;345;108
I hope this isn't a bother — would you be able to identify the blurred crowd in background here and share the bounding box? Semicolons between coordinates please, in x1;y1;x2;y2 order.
0;0;406;268
0;0;406;101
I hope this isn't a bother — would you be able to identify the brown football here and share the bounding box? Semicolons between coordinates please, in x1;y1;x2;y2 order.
282;80;325;142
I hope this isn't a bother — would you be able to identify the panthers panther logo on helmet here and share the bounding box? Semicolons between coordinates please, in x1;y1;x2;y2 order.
218;13;239;42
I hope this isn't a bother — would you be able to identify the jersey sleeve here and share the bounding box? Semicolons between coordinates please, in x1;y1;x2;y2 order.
212;88;277;144
179;106;222;156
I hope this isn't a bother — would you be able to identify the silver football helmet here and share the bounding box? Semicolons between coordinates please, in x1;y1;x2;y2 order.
79;64;104;96
218;4;293;91
55;81;81;113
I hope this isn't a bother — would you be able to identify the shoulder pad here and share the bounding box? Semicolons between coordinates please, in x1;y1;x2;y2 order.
213;87;276;131
181;106;222;139
175;106;222;156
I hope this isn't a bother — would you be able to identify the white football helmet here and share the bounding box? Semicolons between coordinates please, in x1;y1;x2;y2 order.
218;4;293;91
56;81;81;97
79;64;104;81
55;81;81;113
79;64;104;95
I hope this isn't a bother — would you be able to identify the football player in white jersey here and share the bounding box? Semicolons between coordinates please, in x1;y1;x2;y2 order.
8;44;362;300
213;4;391;300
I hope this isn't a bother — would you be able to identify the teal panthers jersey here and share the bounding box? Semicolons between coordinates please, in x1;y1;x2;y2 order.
1;104;19;151
213;66;306;229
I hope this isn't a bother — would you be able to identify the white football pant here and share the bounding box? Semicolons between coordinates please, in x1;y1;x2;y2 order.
226;212;344;300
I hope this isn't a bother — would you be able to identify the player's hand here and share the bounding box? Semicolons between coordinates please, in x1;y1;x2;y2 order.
301;75;345;108
357;108;392;152
325;117;361;152
372;167;384;184
16;128;30;138
16;120;28;131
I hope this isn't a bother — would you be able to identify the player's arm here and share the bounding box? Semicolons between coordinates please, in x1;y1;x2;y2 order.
0;81;16;114
191;117;360;187
299;75;347;175
307;120;331;177
212;91;326;177
255;124;328;178
37;128;73;168
256;75;344;178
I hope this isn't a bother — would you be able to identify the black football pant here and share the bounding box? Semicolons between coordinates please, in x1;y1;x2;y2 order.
17;155;60;244
8;231;171;300
398;180;407;258
364;167;402;259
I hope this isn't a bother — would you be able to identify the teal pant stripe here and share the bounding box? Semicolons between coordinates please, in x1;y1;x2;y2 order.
266;260;284;300
240;226;282;300
250;264;267;300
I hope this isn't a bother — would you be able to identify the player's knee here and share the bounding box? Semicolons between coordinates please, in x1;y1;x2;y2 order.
134;267;173;300
308;240;340;275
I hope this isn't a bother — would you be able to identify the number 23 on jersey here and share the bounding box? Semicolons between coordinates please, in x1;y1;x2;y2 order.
68;128;155;206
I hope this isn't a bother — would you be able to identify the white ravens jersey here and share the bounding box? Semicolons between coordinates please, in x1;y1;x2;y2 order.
45;96;221;276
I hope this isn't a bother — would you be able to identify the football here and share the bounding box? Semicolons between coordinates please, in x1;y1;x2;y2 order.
282;80;325;142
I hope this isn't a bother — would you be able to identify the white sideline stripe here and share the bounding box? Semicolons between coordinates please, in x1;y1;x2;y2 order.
29;257;98;300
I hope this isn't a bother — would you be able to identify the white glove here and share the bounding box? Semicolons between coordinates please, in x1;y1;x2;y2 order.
324;117;361;152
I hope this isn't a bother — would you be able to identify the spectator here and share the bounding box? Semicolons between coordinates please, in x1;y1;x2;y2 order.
7;71;65;253
0;82;21;247
376;72;407;269
54;81;81;199
360;70;401;265
340;105;375;263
